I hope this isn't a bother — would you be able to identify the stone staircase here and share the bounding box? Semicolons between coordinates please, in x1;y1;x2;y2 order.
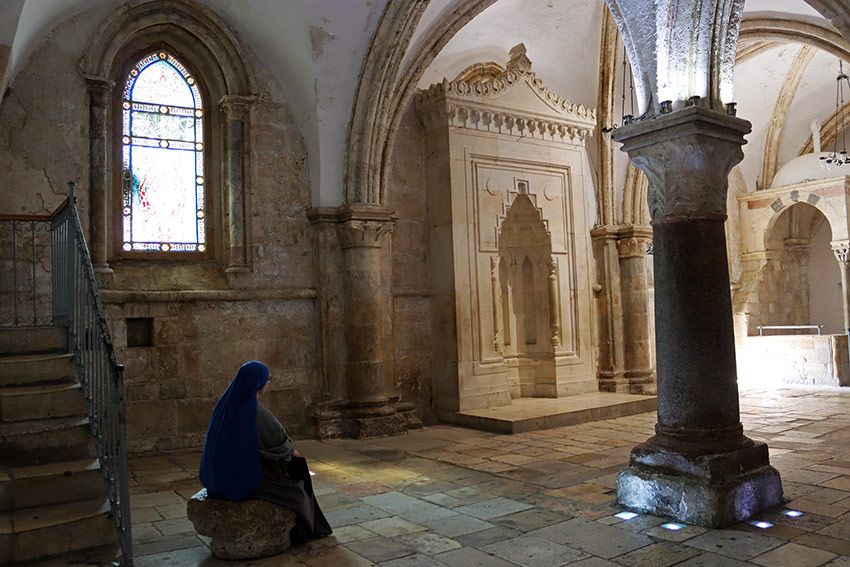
0;326;119;564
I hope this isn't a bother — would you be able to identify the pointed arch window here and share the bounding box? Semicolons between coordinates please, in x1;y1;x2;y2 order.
121;51;206;253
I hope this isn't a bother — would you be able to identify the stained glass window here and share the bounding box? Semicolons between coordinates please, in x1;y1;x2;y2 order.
122;51;205;253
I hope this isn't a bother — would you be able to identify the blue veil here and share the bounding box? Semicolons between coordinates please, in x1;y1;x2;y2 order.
199;360;269;501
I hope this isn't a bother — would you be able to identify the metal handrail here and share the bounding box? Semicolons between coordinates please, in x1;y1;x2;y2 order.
49;182;133;565
757;324;823;336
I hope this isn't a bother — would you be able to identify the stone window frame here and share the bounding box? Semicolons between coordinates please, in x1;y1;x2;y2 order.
80;0;256;278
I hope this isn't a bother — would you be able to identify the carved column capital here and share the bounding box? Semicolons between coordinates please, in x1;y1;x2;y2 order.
616;225;653;259
613;107;751;223
337;205;396;249
833;241;850;264
84;75;115;106
219;94;256;121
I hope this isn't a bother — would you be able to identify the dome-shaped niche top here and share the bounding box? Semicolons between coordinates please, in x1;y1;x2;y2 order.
770;153;846;188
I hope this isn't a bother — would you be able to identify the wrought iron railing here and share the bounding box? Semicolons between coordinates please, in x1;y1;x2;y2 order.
1;182;133;564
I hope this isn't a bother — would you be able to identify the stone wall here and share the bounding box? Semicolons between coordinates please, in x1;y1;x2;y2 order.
387;103;434;421
738;334;850;387
0;5;320;452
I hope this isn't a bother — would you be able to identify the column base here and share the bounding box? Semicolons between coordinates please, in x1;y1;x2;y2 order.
617;438;783;527
599;370;656;395
315;400;422;439
93;264;113;288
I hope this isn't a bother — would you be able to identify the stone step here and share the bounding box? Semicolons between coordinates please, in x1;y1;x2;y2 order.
25;544;120;566
0;353;75;387
0;382;86;422
0;459;105;512
0;417;95;467
0;327;67;356
0;498;116;563
438;392;658;434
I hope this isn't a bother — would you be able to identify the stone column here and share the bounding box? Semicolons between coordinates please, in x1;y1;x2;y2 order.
313;205;415;438
613;106;782;527
219;95;255;275
616;226;655;394
590;226;625;388
833;242;850;331
85;75;114;283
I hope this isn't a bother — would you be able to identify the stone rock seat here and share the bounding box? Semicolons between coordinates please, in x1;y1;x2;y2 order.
187;488;297;560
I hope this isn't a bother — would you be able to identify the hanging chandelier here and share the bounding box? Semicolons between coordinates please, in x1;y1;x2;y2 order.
822;60;850;166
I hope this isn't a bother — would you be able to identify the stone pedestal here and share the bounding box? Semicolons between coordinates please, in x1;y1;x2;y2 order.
613;106;782;527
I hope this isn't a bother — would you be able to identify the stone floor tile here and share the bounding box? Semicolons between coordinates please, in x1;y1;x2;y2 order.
344;535;416;563
684;529;785;560
131;490;185;509
612;541;700;567
454;526;523;548
381;553;447;567
489;507;572;532
432;547;517;567
328;524;376;543
422;514;494;537
360;516;427;537
482;534;586;566
325;503;391;526
529;518;653;559
132;507;164;523
674;551;758;566
796;533;850;556
824;557;850;566
567;558;620;567
751;542;837;567
397;531;461;555
820;517;850;540
132;533;206;557
152;517;195;536
453;496;533;520
297;545;374;566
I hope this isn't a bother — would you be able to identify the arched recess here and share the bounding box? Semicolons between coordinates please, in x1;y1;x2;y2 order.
79;0;256;278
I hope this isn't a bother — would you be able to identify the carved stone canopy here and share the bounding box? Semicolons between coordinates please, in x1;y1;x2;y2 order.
415;44;597;145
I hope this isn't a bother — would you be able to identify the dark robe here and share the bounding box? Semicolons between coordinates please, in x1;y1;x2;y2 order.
250;404;332;543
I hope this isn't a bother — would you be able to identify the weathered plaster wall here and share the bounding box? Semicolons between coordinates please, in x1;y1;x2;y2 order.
0;5;320;452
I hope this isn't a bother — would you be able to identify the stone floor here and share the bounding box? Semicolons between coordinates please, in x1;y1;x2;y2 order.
130;386;850;566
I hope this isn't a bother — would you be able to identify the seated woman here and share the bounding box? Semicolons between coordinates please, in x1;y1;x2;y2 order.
199;360;332;544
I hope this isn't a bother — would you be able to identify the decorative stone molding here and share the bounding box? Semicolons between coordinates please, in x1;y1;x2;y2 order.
613;107;750;222
617;235;652;259
416;45;596;145
219;95;256;121
338;220;394;249
833;242;850;264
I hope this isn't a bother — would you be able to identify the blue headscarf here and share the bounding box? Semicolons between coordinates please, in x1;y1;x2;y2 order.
199;360;269;501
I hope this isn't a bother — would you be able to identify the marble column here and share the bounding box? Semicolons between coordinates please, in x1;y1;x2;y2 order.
616;226;655;394
85;75;114;284
314;205;416;438
613;106;782;527
833;242;850;332
219;95;255;276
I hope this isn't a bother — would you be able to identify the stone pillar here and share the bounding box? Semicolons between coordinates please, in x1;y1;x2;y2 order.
313;205;417;438
613;106;782;527
833;242;850;331
590;226;625;389
616;226;655;394
219;95;255;275
85;75;114;283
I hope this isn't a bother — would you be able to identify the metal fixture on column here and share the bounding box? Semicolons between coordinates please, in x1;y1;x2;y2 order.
602;45;638;133
822;60;850;166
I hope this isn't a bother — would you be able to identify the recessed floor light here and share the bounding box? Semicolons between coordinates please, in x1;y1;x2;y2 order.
661;522;685;531
783;510;803;518
750;520;773;529
615;511;638;520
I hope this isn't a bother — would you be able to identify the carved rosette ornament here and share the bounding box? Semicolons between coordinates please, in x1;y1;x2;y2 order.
614;107;751;223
